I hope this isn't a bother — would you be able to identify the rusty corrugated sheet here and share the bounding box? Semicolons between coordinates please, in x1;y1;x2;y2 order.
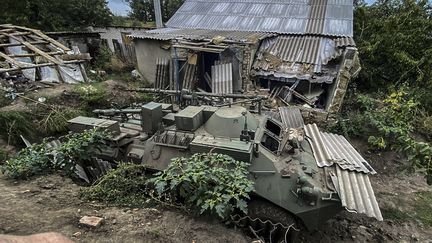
321;132;376;174
166;0;353;37
333;166;383;221
279;107;304;129
211;63;233;96
129;28;274;43
182;63;197;90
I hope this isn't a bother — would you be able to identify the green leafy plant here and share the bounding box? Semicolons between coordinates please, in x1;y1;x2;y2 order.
1;128;111;179
149;153;254;219
80;163;149;207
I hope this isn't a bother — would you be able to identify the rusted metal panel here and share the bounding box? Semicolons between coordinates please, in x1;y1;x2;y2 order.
211;63;233;96
166;0;353;37
333;166;383;221
279;107;304;129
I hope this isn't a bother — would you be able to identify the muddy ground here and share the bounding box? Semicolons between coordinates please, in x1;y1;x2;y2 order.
0;82;432;242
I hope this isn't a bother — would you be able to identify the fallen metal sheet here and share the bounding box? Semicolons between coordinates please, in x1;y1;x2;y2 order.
279;107;304;129
305;123;376;174
304;123;332;167
166;0;353;37
322;132;376;174
211;63;233;97
333;166;383;221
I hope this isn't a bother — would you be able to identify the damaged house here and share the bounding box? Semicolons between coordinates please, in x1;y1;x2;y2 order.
0;24;91;84
130;0;360;118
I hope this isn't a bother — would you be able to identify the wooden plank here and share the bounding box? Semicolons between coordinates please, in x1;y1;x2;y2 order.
0;40;49;47
9;51;63;58
21;41;62;65
0;60;85;73
0;51;26;68
10;25;70;51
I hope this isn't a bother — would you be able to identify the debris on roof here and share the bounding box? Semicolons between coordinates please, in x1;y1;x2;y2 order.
0;24;91;84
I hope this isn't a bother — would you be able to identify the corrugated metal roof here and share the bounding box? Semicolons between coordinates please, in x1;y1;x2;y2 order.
129;28;274;43
304;123;332;166
166;0;354;37
212;63;233;97
322;132;376;174
252;35;355;80
305;124;376;174
333;166;383;220
257;35;355;66
279;107;304;128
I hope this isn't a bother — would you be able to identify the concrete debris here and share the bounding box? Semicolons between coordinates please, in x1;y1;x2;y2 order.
79;216;104;228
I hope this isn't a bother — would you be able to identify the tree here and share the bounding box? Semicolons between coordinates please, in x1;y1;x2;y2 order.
354;0;432;92
0;0;113;31
125;0;184;23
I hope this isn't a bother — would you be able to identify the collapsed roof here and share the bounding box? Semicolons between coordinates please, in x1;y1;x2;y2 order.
0;24;90;83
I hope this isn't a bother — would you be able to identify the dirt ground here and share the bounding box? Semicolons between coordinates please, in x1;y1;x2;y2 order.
1;143;432;243
1;82;432;242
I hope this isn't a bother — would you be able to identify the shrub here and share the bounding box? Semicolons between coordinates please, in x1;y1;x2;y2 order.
0;128;111;179
80;163;149;207
0;90;10;108
36;107;87;135
73;83;108;106
150;153;254;219
0;111;35;145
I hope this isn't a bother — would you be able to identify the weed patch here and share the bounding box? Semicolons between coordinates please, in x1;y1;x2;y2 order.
414;191;432;227
0;111;35;146
35;107;87;135
73;83;108;106
1;129;110;179
80;163;149;207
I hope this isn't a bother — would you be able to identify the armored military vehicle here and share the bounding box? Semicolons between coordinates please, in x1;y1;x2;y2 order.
68;100;382;240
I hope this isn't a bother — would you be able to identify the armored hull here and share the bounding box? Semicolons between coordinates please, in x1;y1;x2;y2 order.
69;103;382;234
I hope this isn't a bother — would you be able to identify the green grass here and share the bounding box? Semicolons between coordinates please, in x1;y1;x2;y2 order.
0;91;11;108
382;207;411;221
414;191;432;227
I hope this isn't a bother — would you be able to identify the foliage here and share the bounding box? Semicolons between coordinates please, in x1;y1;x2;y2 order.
0;0;112;31
80;163;149;207
414;191;432;227
150;153;254;219
126;0;184;22
0;111;35;146
73;83;108;106
354;0;432;93
35;107;87;135
334;88;432;184
93;45;113;70
0;91;11;108
1;129;111;179
0;148;9;164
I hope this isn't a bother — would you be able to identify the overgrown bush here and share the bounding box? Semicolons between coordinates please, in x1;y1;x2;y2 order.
80;163;149;207
0;111;35;145
150;153;254;219
93;45;112;70
35;107;87;135
73;83;108;106
0;90;10;108
0;129;111;179
333;88;432;183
